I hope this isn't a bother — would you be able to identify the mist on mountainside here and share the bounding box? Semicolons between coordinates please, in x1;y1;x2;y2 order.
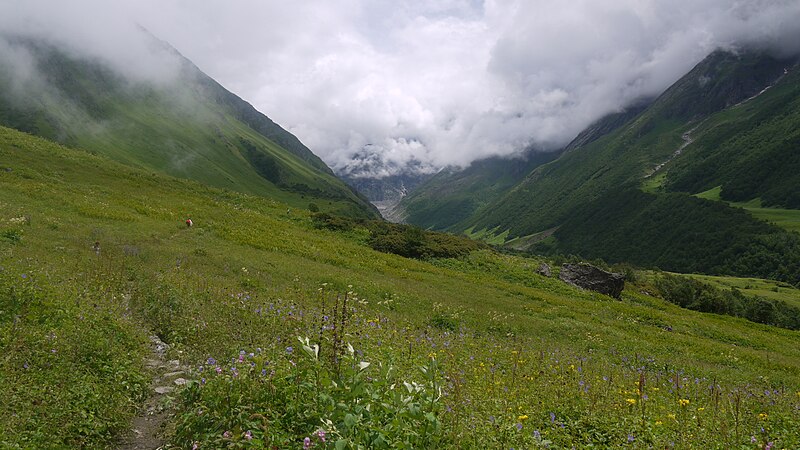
3;1;800;179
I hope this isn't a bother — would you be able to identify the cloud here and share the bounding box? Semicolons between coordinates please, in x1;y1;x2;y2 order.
1;0;799;177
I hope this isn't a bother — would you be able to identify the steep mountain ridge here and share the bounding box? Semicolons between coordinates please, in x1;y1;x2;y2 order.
401;48;800;282
0;33;377;218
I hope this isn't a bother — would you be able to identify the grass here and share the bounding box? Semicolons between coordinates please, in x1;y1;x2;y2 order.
682;273;800;308
2;125;800;448
695;187;800;233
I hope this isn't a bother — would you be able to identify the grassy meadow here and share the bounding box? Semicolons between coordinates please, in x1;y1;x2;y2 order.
2;125;800;448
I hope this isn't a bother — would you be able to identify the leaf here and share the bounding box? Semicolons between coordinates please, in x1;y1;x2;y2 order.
335;439;348;450
344;413;356;428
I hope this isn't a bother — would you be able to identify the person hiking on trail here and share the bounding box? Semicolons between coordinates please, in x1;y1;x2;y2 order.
185;217;193;228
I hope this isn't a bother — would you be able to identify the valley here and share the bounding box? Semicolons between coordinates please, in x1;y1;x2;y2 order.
0;8;799;448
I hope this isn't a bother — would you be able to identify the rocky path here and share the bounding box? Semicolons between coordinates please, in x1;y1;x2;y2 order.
118;335;188;450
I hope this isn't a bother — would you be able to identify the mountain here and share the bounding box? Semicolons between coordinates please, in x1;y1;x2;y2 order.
0;33;378;218
398;149;561;230
401;49;800;283
3;123;800;448
335;146;434;220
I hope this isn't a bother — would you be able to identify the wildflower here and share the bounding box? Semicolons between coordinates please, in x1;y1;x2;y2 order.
751;436;757;443
244;430;253;441
758;413;768;420
303;437;312;449
550;412;556;423
515;423;523;431
534;430;541;439
518;414;529;421
626;398;637;406
215;366;222;374
286;346;294;354
678;399;690;407
207;357;216;365
627;434;635;443
655;420;663;425
315;429;326;442
765;442;774;450
223;430;232;439
192;442;199;450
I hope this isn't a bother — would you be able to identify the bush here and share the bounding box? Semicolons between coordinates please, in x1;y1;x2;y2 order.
173;338;447;449
655;274;800;330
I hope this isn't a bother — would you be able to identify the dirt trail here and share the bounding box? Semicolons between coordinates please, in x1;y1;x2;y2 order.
118;335;187;450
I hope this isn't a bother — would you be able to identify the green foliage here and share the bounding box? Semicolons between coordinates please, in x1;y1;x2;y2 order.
0;267;149;448
655;273;800;330
541;188;800;286
0;35;378;219
2;126;800;448
367;222;485;259
173;336;446;449
403;50;800;284
664;65;800;209
401;151;559;231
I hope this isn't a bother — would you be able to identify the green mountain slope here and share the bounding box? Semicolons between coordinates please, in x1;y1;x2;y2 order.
399;150;560;229
402;49;800;282
398;102;648;232
662;62;800;208
0;34;377;218
2;125;800;448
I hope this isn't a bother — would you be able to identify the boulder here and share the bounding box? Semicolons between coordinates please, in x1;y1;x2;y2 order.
559;263;625;299
536;263;552;277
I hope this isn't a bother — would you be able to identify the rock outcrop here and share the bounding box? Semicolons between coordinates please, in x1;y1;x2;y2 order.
537;263;552;277
559;263;625;299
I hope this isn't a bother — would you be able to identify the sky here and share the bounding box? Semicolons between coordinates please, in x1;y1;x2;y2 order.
2;0;800;177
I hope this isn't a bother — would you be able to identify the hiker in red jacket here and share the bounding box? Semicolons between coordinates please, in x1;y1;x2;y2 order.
186;218;193;228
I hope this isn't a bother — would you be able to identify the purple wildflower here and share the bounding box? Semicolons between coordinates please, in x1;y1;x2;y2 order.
286;346;294;354
303;437;312;449
515;423;523;431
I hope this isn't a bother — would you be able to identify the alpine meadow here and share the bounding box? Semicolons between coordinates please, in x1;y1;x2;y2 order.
2;2;800;449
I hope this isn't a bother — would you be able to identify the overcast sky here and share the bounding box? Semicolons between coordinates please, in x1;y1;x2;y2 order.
2;0;800;176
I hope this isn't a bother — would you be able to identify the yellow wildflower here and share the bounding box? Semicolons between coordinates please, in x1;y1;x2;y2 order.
758;413;768;420
518;415;529;421
678;399;690;407
626;398;637;406
655;420;663;425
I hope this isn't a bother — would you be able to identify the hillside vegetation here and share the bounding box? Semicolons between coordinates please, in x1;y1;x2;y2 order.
400;50;800;284
2;126;800;448
0;34;376;219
